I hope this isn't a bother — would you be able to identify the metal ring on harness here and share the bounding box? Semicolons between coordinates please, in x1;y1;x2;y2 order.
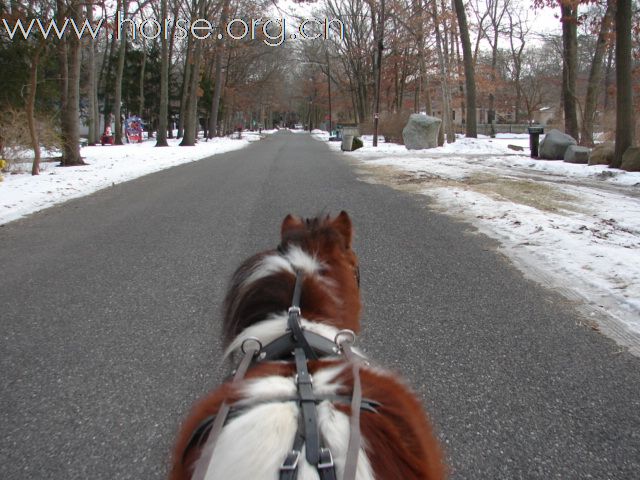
334;329;356;348
241;337;263;355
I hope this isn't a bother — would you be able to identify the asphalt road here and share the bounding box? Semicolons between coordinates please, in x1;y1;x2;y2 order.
2;131;639;479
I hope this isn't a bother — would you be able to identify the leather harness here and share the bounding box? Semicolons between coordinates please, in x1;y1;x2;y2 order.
185;268;377;480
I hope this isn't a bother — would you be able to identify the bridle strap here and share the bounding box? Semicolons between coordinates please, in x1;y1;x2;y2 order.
287;270;317;360
291;269;303;309
190;341;260;480
342;342;363;480
294;346;321;465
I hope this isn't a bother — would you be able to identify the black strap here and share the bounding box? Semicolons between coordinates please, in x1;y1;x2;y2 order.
291;269;303;309
287;270;317;360
294;347;321;465
259;329;338;361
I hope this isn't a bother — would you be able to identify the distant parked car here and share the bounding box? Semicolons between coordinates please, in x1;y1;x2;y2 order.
293;124;303;130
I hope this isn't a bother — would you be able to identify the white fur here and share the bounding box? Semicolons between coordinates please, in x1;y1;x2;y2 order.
242;247;323;288
196;401;299;480
195;365;375;480
243;255;294;288
284;246;323;276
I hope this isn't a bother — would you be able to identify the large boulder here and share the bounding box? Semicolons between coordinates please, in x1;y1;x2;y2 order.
402;114;441;150
564;145;590;164
589;142;614;165
621;147;640;172
539;129;577;160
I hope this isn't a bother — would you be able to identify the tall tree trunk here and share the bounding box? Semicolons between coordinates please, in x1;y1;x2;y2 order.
180;33;203;146
156;0;169;146
28;45;43;175
208;0;230;138
177;40;193;139
57;0;69;152
560;2;579;139
580;1;613;147
453;0;477;137
432;0;455;143
114;0;129;145
488;31;499;136
488;44;497;136
100;15;117;132
603;44;614;112
612;0;635;168
58;0;85;166
166;0;181;139
139;38;147;119
86;1;98;145
507;9;526;124
414;0;432;114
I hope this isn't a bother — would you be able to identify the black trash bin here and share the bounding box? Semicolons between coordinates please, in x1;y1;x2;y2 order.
528;126;544;158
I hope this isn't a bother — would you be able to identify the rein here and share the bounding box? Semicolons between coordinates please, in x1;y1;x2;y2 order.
187;265;370;480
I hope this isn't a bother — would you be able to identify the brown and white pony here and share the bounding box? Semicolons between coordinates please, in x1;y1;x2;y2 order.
169;212;445;480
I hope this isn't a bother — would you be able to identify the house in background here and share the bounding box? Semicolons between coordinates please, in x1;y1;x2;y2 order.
534;106;556;125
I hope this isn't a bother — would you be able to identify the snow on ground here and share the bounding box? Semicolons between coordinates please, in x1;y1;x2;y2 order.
315;131;640;355
0;131;269;225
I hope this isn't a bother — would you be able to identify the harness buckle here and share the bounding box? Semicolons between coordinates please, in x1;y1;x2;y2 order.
281;450;301;471
317;448;335;469
288;306;301;316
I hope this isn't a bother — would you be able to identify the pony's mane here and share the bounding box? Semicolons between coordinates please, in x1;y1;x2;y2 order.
221;215;350;347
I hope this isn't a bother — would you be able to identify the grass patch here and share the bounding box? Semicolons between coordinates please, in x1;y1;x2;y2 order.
470;175;578;212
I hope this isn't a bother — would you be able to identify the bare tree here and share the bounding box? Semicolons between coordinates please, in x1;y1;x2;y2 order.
505;3;530;123
431;0;455;142
453;0;477;137
484;0;510;135
325;0;373;123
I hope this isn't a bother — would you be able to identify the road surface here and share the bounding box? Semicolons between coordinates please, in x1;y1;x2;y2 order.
2;131;639;479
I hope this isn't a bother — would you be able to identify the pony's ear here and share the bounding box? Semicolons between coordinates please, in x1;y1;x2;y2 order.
332;211;353;248
281;214;303;238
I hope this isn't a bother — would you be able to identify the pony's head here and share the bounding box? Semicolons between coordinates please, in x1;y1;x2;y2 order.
222;211;361;347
